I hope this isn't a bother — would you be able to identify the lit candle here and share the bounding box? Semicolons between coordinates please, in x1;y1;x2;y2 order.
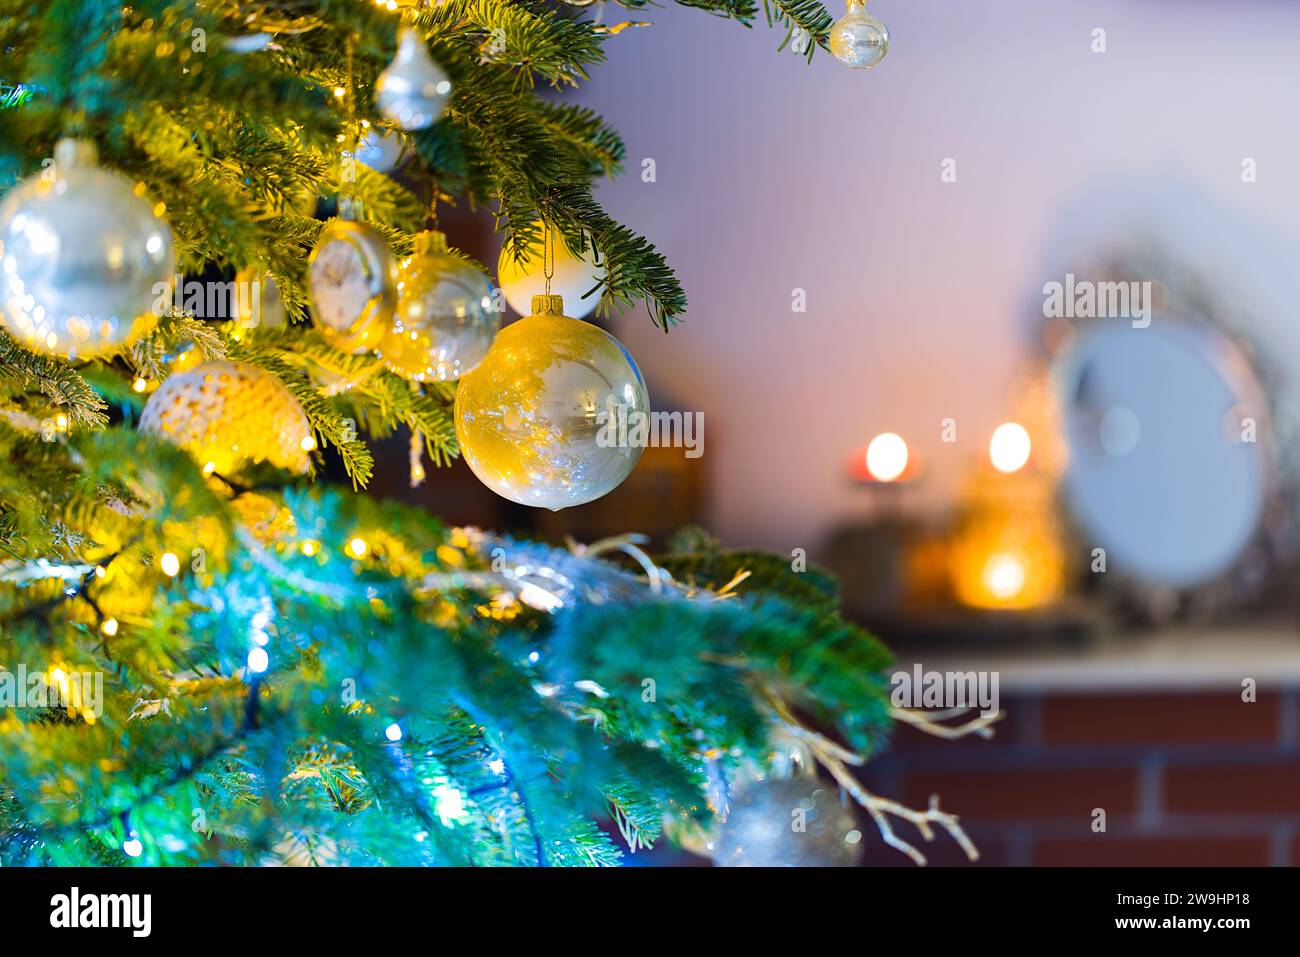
846;432;918;483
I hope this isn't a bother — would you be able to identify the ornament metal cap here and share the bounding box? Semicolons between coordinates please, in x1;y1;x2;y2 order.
530;294;566;316
411;230;445;256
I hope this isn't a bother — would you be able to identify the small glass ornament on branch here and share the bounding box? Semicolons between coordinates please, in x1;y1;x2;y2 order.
829;0;890;70
375;27;452;131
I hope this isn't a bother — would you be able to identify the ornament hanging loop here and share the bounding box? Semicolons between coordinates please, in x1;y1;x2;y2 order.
542;221;556;296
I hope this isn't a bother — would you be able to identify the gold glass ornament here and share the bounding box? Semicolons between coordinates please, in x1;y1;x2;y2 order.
829;0;889;70
454;294;649;510
0;138;174;360
497;224;605;319
139;360;314;476
375;27;451;131
307;217;397;353
381;231;499;382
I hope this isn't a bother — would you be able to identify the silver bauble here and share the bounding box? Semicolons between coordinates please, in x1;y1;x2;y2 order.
375;28;452;131
381;231;499;382
454;294;649;510
829;0;890;70
714;779;864;867
0;138;174;360
353;127;405;174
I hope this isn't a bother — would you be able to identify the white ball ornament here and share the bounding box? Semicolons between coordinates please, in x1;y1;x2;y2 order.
0;138;174;360
497;226;606;320
829;0;890;70
374;27;452;131
454;294;649;510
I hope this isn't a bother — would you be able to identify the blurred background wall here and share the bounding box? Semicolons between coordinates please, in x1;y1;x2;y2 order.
566;0;1300;554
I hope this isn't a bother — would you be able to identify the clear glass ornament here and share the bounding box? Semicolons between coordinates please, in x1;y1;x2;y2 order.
0;138;174;360
381;231;499;382
829;0;890;70
714;779;864;867
375;27;452;131
454;294;649;510
497;223;605;319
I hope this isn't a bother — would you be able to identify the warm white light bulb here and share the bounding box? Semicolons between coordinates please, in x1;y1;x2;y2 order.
866;432;909;482
989;422;1032;473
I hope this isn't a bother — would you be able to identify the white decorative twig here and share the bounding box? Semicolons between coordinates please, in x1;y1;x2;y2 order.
890;706;1003;741
764;691;981;866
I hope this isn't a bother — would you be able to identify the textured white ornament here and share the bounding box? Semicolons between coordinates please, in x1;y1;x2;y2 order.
829;0;890;70
497;226;605;319
139;360;313;476
0;138;174;360
375;28;452;131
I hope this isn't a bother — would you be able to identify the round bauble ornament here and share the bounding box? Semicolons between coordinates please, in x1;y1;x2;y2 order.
352;127;405;174
714;779;863;867
234;268;286;333
497;226;605;320
307;217;397;353
375;27;451;131
829;0;889;70
454;294;648;510
139;360;314;476
0;138;174;360
381;231;499;382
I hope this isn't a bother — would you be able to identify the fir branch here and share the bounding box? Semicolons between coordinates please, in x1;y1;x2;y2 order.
763;0;836;59
0;332;107;429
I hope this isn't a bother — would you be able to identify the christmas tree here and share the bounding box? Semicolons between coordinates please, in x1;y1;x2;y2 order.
0;0;971;867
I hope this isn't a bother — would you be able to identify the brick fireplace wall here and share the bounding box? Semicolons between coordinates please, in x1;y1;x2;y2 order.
857;688;1300;867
